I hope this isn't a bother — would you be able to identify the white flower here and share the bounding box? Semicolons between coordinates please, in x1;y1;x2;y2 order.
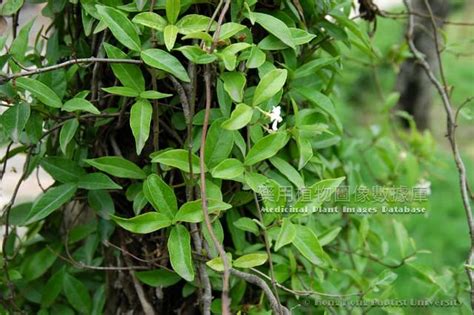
324;14;335;23
24;90;33;103
269;106;283;131
399;151;408;160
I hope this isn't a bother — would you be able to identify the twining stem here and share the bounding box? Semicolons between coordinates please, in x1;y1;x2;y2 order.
403;0;474;308
1;58;142;83
197;1;233;314
200;65;231;315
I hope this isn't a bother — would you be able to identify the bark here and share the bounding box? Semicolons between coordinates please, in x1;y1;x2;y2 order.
396;0;449;130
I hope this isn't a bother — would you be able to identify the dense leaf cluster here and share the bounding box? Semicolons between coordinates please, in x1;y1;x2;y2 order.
0;0;469;314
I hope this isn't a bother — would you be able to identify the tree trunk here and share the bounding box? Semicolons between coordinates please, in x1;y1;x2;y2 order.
396;0;449;130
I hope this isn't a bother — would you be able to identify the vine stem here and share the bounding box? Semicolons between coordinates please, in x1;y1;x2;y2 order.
201;64;231;315
1;58;142;83
403;0;474;308
197;1;232;314
1;148;33;312
230;269;290;315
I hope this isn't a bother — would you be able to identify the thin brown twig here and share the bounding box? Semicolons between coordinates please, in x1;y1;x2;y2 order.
253;190;283;313
197;2;233;314
201;64;231;315
249;267;364;298
1;148;33;312
169;76;191;123
380;9;474;26
210;0;231;53
0;141;13;181
49;244;149;271
403;0;474;309
103;240;173;271
230;269;290;314
120;240;156;315
1;58;142;83
329;245;417;269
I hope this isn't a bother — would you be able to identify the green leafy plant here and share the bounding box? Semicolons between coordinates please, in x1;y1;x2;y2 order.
0;0;470;314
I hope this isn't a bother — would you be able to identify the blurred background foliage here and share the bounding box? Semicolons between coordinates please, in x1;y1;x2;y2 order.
337;2;474;311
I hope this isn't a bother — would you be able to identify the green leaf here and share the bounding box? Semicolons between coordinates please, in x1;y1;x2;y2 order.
91;285;105;315
111;212;172;234
221;72;246;103
0;0;24;15
293;226;326;266
21;247;58;280
372;269;398;288
164;24;179;51
269;156;304;189
168;225;194;281
176;14;214;35
130;99;152;155
59;118;79;154
211;158;244;179
1;102;30;142
218;43;251;71
16;77;62;108
217;79;232;117
290;27;316;45
151;149;205;173
257;29;312;51
182;31;213;43
393;220;410;257
246;45;266;69
135;269;181;287
253;69;287;106
143;174;177;218
78;173;122;190
174;199;232;223
293;177;345;209
244;172;268;192
252;12;295;49
233;253;268;268
84;156;146;179
63;98;100;115
63;273;92;314
206;253;232;272
219;22;246;40
135;0;147;11
41;268;65;308
103;43;145;92
297;136;313;170
133;191;148;215
132;12;168;32
205;118;234;168
139;90;172;99
26;183;77;224
40;157;86;183
292;86;343;132
9;20;32;61
141;49;190;82
233;217;259;235
294;57;338;79
102;86;140;97
244;132;289;166
275;218;296;251
96;5;141;51
173;202;202;223
319;227;342;246
177;45;217;64
166;0;180;24
88;190;115;219
221;103;253;130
